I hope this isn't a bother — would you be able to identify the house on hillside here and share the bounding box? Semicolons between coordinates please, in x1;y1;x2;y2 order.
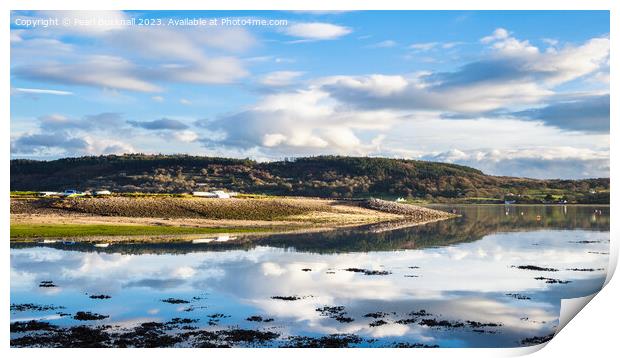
193;191;217;198
212;190;230;198
39;191;61;197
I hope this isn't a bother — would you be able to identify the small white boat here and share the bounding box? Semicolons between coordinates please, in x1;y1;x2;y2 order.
42;239;58;244
94;243;110;248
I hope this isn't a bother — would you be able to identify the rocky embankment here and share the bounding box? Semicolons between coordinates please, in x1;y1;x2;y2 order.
361;198;456;221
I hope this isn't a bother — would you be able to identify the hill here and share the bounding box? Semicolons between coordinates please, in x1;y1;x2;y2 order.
10;154;609;204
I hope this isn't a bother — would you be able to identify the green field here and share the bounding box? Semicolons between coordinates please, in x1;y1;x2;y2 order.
10;224;271;239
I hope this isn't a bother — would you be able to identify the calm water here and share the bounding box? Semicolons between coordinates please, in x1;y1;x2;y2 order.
10;205;610;348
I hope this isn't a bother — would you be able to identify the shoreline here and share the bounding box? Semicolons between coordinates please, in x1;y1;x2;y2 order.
425;203;610;207
10;197;457;242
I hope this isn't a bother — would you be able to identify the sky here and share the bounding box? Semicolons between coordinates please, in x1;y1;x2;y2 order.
9;10;610;179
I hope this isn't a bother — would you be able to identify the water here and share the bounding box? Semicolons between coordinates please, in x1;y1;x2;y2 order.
10;205;610;348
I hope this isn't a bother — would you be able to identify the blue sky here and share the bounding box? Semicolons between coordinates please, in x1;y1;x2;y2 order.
10;10;609;179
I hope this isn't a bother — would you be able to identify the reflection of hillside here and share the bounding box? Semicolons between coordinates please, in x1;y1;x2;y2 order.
254;205;608;253
11;206;609;255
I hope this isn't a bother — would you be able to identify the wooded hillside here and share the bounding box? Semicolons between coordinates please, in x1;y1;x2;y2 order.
10;154;609;203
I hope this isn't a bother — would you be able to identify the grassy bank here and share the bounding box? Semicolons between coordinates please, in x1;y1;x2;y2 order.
10;224;273;239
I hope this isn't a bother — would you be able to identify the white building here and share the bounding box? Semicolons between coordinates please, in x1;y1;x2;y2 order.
39;191;61;196
192;190;236;198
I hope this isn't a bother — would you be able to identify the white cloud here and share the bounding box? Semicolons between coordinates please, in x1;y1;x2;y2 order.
480;28;510;44
179;98;192;105
103;26;256;61
319;34;609;114
12;12;253;92
526;37;610;86
321;74;553;113
11;133;88;155
442;42;464;49
490;36;539;56
425;147;609;179
381;114;608;157
479;30;609;86
172;130;199;143
12;132;135;157
202;88;392;155
285;22;351;40
319;75;409;96
16;53;248;91
588;71;610;84
16;55;162;93
11;112;135;157
38;113;124;131
542;38;559;47
430;147;608;163
409;42;439;51
128;118;188;130
83;136;136;155
11;37;75;60
12;87;73;96
259;71;304;87
157;57;248;85
262;133;287;147
104;27;206;63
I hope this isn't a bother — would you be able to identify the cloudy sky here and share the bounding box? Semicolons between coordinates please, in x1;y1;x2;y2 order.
10;10;609;179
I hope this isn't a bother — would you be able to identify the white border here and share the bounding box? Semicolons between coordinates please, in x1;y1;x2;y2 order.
3;1;617;357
